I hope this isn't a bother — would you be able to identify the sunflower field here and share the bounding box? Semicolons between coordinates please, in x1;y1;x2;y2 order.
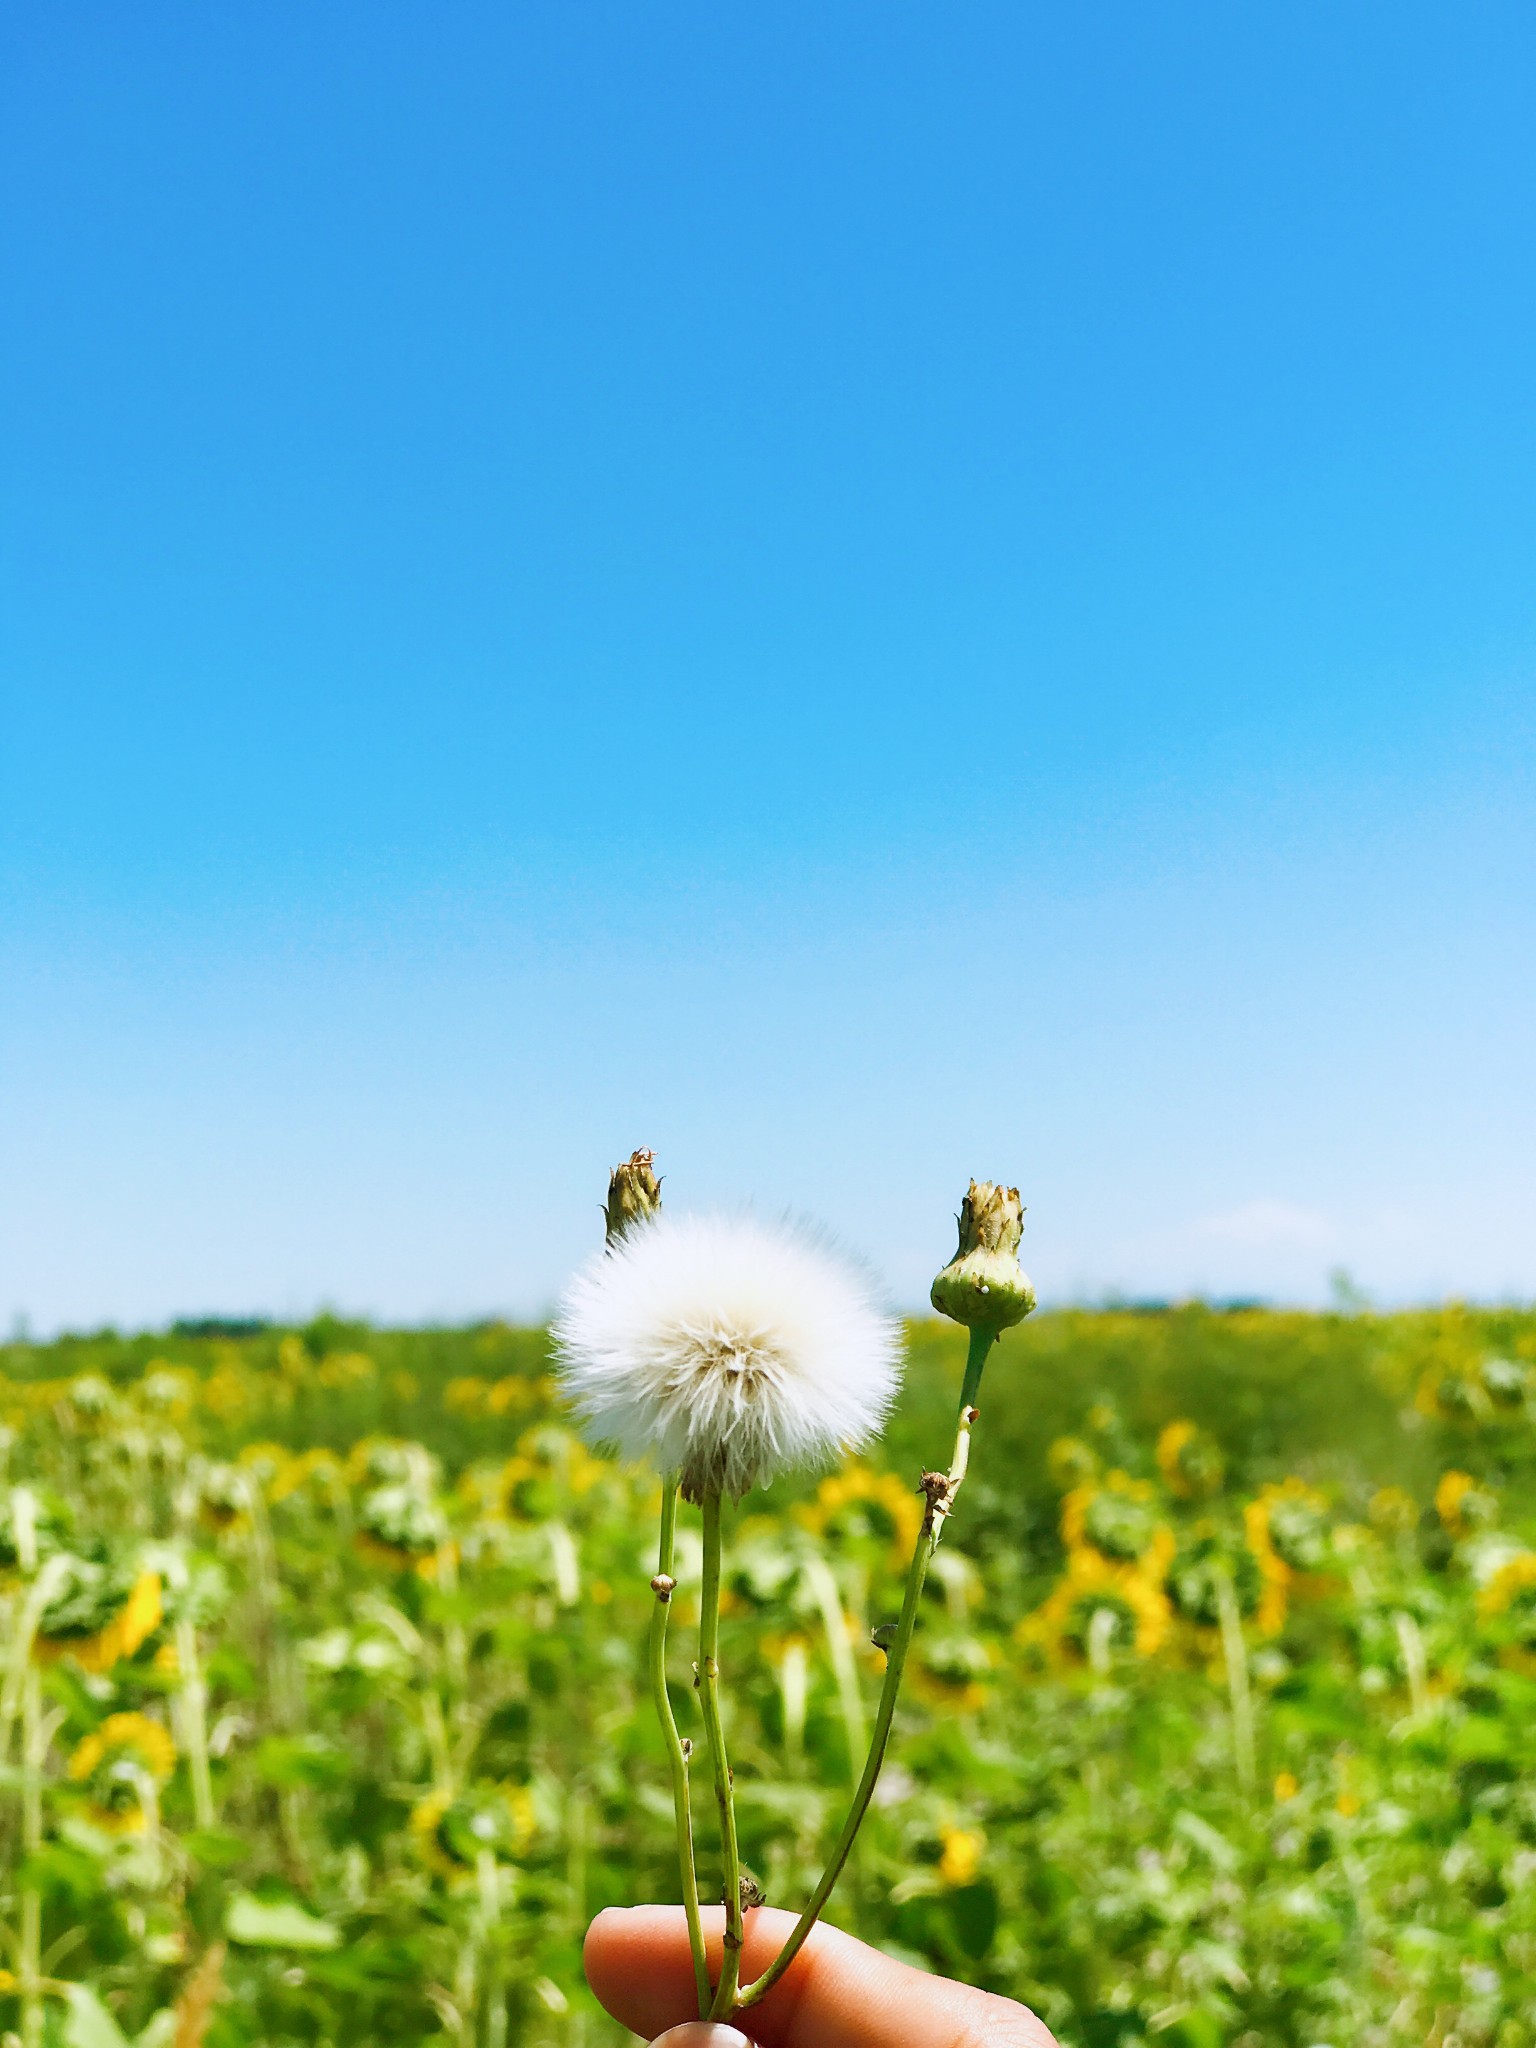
2;1302;1536;2048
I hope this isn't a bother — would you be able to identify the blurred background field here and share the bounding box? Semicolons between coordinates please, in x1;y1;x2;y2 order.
6;1304;1536;2048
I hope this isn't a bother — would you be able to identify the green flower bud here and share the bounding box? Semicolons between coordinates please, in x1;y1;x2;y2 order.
604;1149;662;1245
930;1180;1036;1334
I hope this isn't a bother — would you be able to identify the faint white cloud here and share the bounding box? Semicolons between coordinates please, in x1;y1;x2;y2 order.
1197;1199;1332;1251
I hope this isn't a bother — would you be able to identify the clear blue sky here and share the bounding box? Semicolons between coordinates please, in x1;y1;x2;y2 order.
2;4;1533;1334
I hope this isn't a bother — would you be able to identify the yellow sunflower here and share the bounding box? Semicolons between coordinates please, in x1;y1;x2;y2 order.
1478;1549;1536;1618
409;1786;537;1880
1244;1479;1333;1619
35;1565;163;1673
68;1712;176;1834
1156;1420;1224;1501
1367;1487;1417;1537
267;1446;345;1505
1062;1471;1175;1577
236;1441;294;1496
1046;1436;1099;1490
796;1463;924;1568
1025;1546;1172;1666
1434;1468;1497;1539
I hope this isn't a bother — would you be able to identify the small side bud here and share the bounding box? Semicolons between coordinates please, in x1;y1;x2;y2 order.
870;1621;899;1656
650;1573;676;1599
930;1179;1037;1334
739;1871;766;1910
605;1149;662;1245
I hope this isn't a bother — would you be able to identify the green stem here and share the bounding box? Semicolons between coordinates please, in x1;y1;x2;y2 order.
799;1554;866;1790
1393;1608;1430;1721
176;1618;217;1831
698;1492;744;2019
649;1484;710;2015
20;1662;43;2048
11;1488;44;2048
476;1849;505;2048
1215;1566;1255;1795
736;1325;996;2014
167;1546;216;1832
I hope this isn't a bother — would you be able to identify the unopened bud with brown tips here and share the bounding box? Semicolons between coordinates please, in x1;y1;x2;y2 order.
930;1179;1037;1335
605;1149;662;1245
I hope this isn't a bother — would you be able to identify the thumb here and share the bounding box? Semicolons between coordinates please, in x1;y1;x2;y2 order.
583;1906;1056;2048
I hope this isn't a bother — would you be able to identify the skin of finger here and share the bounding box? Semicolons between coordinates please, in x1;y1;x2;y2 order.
583;1906;1057;2048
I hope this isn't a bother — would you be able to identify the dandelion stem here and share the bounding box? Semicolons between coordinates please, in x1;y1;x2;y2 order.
649;1482;709;2016
736;1325;996;2014
697;1491;744;2019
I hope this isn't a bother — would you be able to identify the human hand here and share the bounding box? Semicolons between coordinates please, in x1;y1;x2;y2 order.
584;1906;1058;2047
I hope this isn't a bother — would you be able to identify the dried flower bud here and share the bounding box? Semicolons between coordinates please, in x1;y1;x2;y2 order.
605;1149;662;1245
930;1179;1036;1334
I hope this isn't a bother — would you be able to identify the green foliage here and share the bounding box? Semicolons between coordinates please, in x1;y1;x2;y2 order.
0;1303;1533;2045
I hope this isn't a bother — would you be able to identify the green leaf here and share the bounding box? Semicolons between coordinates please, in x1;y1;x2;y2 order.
60;1984;131;2048
224;1892;341;1950
944;1879;998;1959
181;1826;247;1869
252;1735;347;1789
134;2013;177;2048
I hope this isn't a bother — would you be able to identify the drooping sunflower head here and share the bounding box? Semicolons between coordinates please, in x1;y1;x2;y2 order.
1156;1420;1224;1501
1481;1355;1530;1409
356;1483;447;1574
913;1630;994;1713
35;1557;163;1673
1169;1522;1273;1636
345;1437;439;1492
797;1463;924;1570
1478;1549;1536;1620
1250;1479;1334;1577
1435;1469;1497;1539
268;1447;346;1507
1062;1472;1171;1571
409;1786;536;1881
1028;1547;1172;1669
63;1374;116;1426
237;1442;294;1498
68;1712;176;1834
1046;1436;1100;1491
137;1365;197;1417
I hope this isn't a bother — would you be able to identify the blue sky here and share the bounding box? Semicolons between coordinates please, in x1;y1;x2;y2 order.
2;4;1533;1332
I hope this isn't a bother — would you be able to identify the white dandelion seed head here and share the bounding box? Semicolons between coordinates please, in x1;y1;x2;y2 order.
552;1212;903;1500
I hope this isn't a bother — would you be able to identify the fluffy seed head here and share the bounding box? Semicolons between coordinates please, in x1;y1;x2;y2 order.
553;1212;902;1500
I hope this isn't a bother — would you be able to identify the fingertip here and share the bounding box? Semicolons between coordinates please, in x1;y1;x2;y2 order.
583;1904;707;2038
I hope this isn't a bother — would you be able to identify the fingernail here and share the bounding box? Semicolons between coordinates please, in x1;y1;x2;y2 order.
647;2027;753;2048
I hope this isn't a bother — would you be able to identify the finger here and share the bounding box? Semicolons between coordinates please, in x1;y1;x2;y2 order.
583;1905;1057;2048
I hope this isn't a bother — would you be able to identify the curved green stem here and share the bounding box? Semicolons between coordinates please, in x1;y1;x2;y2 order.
735;1326;996;2014
649;1482;710;2015
698;1492;744;2018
